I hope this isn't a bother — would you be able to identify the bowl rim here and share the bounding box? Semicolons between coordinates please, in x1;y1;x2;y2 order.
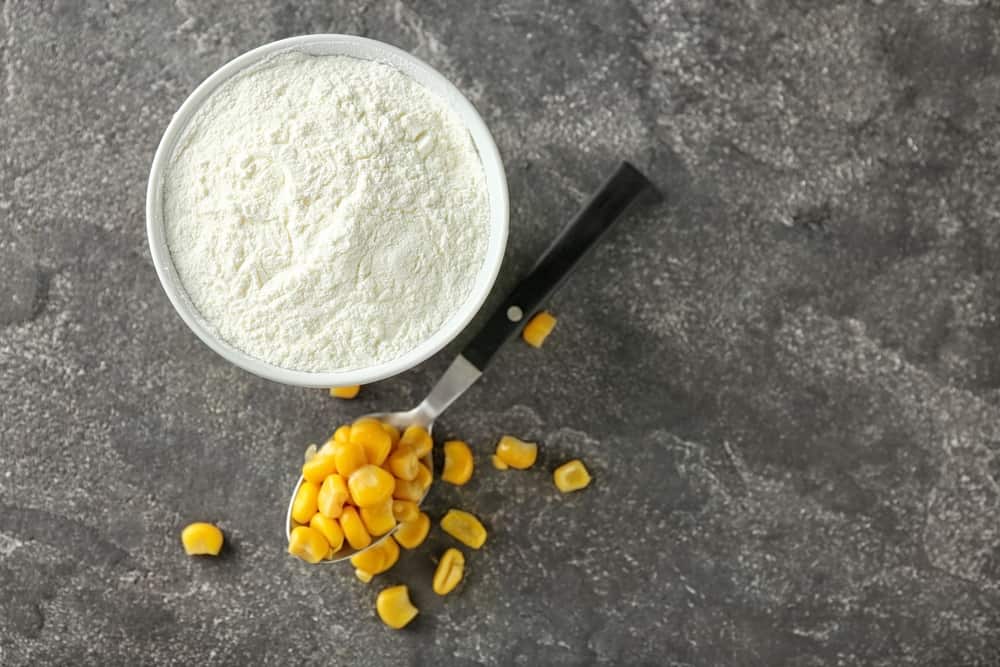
146;34;509;388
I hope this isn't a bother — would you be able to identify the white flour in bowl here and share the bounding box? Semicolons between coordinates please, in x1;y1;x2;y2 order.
162;51;489;372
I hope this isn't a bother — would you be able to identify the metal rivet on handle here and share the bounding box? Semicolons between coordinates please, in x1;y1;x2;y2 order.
506;306;523;322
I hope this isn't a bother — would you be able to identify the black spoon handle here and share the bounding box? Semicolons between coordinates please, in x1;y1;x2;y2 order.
461;161;657;371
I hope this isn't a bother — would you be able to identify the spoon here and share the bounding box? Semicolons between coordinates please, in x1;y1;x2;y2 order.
286;161;658;562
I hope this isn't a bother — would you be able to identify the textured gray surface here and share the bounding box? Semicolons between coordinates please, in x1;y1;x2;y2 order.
3;1;1000;665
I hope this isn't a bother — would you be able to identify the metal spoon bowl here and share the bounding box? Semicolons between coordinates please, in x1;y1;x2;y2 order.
285;163;657;564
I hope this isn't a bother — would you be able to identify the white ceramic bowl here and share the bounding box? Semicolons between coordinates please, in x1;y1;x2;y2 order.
146;35;509;388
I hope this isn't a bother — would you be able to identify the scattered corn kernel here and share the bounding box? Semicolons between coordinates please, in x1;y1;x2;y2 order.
392;500;420;523
309;513;345;553
495;435;537;470
288;525;330;564
442;440;474;486
387;446;419;481
553;459;592;493
333;440;368;478
355;569;374;583
361;498;397;536
522;310;557;348
291;481;320;525
400;425;433;458
415;463;433;491
339;506;372;551
330;385;361;399
392;476;424;502
302;454;338;485
317;474;350;518
440;509;487;549
333;425;352;445
432;548;465;595
348;464;396;507
181;522;224;556
376;585;418;629
351;421;393;465
394;512;431;549
382;423;401;446
491;454;509;470
350;536;400;574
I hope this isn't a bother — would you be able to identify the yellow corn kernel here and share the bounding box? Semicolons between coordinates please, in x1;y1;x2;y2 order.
351;421;392;466
350;536;400;574
440;509;487;549
553;459;592;493
330;385;361;399
291;481;320;525
288;525;330;564
491;454;509;470
301;454;338;485
382;422;401;447
333;424;352;445
333;440;367;478
432;548;465;595
348;464;396;507
317;474;349;518
394;512;430;550
309;513;345;553
387;446;419;481
361;498;397;536
495;435;537;470
376;585;418;629
339;506;372;550
400;425;433;458
355;569;373;583
181;522;224;556
415;463;433;491
304;443;318;463
522;310;557;348
392;476;424;502
392;500;420;523
442;440;474;486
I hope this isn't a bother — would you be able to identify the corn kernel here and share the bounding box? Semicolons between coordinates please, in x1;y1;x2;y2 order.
553;459;592;493
522;310;557;348
304;443;318;463
288;525;330;564
495;435;537;470
361;498;397;536
392;476;424;502
442;440;474;486
309;513;345;553
350;536;400;574
432;548;465;595
491;454;509;470
317;474;349;518
301;454;338;485
330;385;361;399
415;463;433;491
387;446;419;481
333;424;352;445
394;512;430;550
333;440;367;478
291;481;320;525
376;585;418;629
440;509;487;549
355;569;373;583
181;522;224;556
400;425;433;458
348;464;396;507
351;421;392;466
339;506;372;551
382;423;401;447
392;500;419;523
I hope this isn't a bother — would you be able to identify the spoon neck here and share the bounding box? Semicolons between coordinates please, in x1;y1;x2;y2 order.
415;355;482;425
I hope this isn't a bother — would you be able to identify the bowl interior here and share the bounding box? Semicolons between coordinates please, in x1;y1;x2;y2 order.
146;35;508;387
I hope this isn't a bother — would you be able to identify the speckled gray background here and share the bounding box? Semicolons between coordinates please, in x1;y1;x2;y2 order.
3;1;1000;665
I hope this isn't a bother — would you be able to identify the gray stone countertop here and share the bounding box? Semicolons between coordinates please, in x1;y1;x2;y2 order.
3;1;1000;665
